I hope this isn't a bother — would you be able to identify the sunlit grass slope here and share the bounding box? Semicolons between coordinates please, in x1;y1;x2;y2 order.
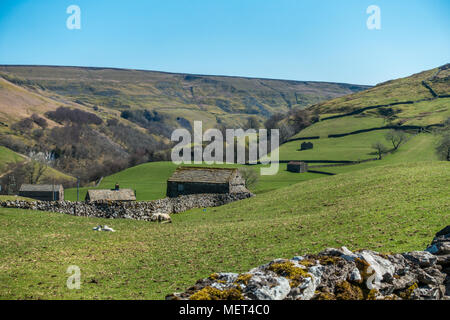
0;161;448;299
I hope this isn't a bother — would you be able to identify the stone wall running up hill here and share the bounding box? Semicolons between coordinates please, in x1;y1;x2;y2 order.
167;226;450;300
0;192;253;221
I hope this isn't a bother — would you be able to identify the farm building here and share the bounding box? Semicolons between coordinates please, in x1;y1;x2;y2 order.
166;167;248;197
300;142;314;150
287;161;308;173
19;184;64;201
85;185;136;202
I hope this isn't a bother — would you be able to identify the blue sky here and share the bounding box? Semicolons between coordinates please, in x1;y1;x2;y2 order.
0;0;448;85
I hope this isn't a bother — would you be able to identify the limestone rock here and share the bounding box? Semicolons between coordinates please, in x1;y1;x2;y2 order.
403;251;437;267
168;227;450;300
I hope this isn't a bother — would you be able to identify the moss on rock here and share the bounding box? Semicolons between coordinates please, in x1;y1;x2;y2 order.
235;273;253;286
189;286;244;300
335;281;364;300
268;261;311;288
399;283;418;300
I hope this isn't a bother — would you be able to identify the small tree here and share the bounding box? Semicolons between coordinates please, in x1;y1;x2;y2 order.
385;130;408;150
238;167;259;189
372;142;388;159
244;116;260;130
23;161;47;184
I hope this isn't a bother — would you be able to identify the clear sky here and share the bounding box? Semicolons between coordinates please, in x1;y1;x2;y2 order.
0;0;448;85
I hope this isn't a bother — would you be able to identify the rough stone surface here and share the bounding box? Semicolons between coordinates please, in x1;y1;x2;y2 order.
0;192;253;221
167;226;450;300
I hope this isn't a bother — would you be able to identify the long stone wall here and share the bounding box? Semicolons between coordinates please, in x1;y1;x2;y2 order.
0;192;253;221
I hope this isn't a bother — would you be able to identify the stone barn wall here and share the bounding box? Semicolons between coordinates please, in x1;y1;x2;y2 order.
287;161;308;173
167;182;230;198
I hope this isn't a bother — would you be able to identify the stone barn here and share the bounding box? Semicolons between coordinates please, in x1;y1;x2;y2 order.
287;161;308;173
166;167;248;198
19;184;64;201
85;185;136;202
300;142;314;150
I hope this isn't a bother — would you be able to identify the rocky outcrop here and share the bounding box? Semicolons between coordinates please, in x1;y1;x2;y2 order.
167;226;450;300
0;192;253;221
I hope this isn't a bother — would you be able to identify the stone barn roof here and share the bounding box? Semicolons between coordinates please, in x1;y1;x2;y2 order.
288;161;304;165
168;167;238;184
86;189;136;201
19;184;63;192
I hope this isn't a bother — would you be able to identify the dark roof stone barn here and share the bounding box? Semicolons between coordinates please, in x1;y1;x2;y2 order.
19;184;64;201
287;161;308;173
300;142;314;150
166;167;248;198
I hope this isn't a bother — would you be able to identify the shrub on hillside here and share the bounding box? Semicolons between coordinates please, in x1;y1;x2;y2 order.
435;133;450;161
46;107;102;125
30;113;48;129
11;118;34;133
0;135;28;154
120;109;174;137
238;167;259;189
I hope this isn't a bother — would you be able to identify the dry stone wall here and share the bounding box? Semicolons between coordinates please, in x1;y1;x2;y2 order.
0;192;253;221
167;226;450;300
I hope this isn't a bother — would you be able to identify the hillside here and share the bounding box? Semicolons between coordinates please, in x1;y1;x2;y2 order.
0;65;369;184
274;64;449;173
0;146;24;172
0;145;75;187
312;63;450;117
0;65;369;128
1;161;448;299
64;66;449;200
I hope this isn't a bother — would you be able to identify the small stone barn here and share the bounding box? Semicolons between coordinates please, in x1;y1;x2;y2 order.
19;184;64;201
300;142;314;150
85;188;136;202
287;161;308;173
166;167;247;197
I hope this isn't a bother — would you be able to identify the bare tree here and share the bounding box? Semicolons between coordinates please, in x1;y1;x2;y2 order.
279;123;295;143
385;130;408;150
434;117;450;161
372;142;388;160
238;167;259;189
288;108;317;132
436;133;450;161
244;116;260;130
23;161;47;184
34;162;47;184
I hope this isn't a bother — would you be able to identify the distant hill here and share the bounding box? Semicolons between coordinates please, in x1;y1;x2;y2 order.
0;65;369;128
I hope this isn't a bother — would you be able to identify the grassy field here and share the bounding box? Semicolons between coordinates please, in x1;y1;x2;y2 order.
292;115;385;138
0;195;34;201
393;98;450;126
314;133;439;175
0;161;448;299
64;130;440;201
0;146;24;173
65;162;328;201
279;130;392;161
